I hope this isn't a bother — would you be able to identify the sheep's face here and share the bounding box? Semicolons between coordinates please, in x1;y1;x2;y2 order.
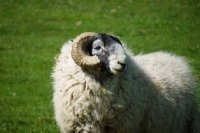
89;34;127;75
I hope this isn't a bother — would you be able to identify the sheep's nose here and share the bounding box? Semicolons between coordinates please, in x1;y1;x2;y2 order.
118;61;126;68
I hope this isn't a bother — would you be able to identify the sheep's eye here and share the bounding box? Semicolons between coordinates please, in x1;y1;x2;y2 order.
95;46;101;50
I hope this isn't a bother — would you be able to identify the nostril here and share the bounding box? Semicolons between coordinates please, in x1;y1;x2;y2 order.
118;61;126;67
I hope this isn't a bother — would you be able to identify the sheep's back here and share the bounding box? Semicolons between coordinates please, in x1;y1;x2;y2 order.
134;52;196;93
132;52;197;132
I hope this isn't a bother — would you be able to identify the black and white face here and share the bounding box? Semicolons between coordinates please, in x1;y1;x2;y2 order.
90;34;127;75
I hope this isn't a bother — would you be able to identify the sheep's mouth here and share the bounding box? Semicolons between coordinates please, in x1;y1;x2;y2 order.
112;64;126;72
111;68;125;76
113;68;124;72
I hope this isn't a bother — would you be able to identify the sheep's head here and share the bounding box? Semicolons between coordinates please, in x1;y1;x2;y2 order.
71;32;127;76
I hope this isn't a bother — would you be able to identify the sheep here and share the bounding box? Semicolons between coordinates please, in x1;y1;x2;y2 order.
52;32;200;133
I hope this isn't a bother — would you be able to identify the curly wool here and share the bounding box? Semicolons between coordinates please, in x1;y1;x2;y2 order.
52;40;200;133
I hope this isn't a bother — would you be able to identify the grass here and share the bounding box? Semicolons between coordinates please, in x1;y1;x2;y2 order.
0;0;200;132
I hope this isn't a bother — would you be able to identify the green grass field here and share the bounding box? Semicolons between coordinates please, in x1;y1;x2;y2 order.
0;0;200;132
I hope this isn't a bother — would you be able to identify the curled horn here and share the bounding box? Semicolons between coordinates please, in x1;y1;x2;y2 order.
71;32;102;68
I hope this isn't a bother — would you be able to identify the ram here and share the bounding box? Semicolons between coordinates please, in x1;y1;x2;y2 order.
52;32;200;133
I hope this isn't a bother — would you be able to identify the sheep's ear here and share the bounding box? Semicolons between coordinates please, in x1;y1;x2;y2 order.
108;34;122;45
71;32;103;68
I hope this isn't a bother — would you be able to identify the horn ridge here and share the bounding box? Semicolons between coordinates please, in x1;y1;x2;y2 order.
71;32;102;68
